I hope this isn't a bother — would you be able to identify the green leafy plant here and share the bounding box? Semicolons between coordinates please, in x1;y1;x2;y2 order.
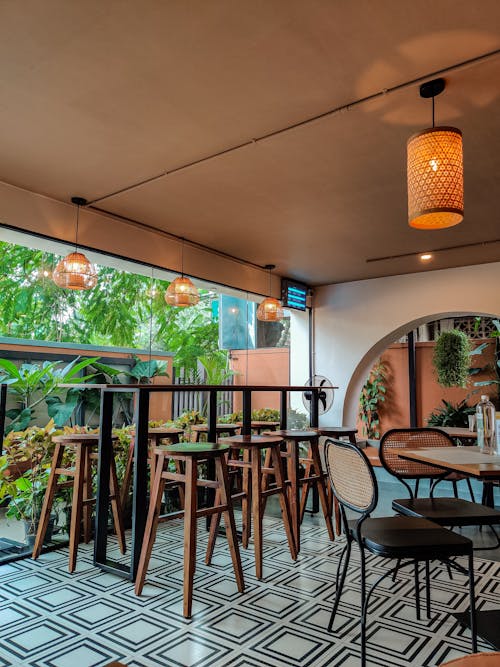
427;399;476;427
433;329;471;388
0;357;98;431
359;361;386;439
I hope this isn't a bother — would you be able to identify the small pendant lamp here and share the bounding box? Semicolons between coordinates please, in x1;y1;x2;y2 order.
165;238;200;307
257;264;284;322
53;197;98;290
407;78;463;230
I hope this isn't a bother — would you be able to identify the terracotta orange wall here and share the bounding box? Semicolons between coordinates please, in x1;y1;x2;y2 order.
357;339;498;437
230;348;290;412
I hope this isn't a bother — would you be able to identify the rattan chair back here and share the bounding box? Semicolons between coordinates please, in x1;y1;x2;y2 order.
325;438;377;514
380;428;453;479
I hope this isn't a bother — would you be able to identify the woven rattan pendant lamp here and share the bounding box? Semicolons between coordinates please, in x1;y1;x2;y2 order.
53;197;98;290
257;264;284;322
407;78;463;230
165;239;200;307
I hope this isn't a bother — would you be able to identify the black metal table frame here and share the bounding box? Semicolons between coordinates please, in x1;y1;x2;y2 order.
397;449;500;651
94;384;324;580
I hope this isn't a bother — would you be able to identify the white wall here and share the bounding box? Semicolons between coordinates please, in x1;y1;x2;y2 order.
289;309;310;414
314;261;500;427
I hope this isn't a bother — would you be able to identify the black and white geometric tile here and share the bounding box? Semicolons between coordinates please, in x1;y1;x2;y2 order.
0;516;498;667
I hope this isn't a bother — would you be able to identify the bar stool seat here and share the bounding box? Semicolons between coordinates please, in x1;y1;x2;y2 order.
262;429;334;551
191;423;240;442
317;426;358;443
135;442;244;618
207;434;297;579
33;433;125;572
237;421;280;434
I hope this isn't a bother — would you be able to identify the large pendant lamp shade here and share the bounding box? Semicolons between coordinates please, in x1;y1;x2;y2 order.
53;197;98;290
257;264;284;322
407;79;463;230
164;238;200;307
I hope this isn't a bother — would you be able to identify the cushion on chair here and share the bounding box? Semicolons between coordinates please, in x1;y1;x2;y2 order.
393;497;500;527
349;515;472;559
439;652;500;666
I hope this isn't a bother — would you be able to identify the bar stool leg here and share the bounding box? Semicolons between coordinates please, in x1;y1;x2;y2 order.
299;452;313;523
120;439;135;508
287;440;300;552
214;456;244;593
205;485;222;565
183;456;198;618
69;444;85;573
32;443;64;559
270;445;297;561
251;445;263;579
83;445;93;543
310;441;335;541
135;453;168;595
241;447;251;548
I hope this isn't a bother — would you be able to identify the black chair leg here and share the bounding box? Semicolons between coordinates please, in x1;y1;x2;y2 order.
452;480;459;499
466;478;475;503
414;562;421;621
468;553;477;653
392;558;400;582
328;541;351;632
425;560;431;619
360;549;367;667
415;479;420;498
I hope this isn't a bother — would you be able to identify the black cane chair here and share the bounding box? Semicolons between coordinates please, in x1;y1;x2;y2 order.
380;428;500;550
324;438;477;667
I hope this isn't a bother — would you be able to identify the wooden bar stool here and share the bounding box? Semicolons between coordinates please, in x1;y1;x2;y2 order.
121;427;185;507
135;442;244;618
191;423;240;442
33;434;125;572
207;434;297;579
237;421;280;434
262;429;334;551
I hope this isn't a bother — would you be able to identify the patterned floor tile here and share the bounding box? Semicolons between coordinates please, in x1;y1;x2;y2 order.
0;515;498;666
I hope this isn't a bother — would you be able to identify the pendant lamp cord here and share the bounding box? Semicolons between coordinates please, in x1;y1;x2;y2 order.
181;238;184;278
75;204;80;252
432;94;435;128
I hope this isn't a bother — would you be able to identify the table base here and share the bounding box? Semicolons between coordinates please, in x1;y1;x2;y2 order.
453;609;500;650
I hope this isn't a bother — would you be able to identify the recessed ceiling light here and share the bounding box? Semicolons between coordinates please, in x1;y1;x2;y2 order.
420;253;433;261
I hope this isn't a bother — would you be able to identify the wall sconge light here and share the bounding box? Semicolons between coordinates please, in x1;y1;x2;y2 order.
165;238;200;307
420;253;433;261
53;197;98;290
407;78;463;230
257;264;284;322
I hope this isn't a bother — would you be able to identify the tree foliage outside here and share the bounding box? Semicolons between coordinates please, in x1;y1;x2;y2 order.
0;240;218;373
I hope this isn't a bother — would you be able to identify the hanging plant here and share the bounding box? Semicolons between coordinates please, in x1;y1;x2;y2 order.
359;361;386;439
433;329;471;388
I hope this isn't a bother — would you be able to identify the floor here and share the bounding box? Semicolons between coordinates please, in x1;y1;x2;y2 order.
0;503;498;667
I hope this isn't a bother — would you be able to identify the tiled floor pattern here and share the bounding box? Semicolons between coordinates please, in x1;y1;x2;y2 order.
0;516;498;667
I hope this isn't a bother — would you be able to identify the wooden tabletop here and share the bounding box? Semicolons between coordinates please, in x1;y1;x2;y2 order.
436;427;478;440
191;423;240;431
317;426;357;435
395;446;500;479
52;433;117;443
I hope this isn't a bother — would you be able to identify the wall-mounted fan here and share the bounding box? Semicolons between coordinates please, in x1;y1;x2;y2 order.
302;375;335;415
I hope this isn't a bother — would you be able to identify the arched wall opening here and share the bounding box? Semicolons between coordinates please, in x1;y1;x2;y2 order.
343;311;499;428
313;261;500;428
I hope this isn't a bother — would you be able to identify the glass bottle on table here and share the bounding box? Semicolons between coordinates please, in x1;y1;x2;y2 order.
476;395;496;454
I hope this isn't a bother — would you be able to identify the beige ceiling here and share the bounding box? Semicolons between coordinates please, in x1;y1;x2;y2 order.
1;0;500;285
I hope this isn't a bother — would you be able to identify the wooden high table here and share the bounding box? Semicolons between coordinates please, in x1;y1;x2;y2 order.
395;445;500;650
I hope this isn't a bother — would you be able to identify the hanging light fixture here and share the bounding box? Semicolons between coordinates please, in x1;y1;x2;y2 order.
165;238;200;307
257;264;284;322
407;78;463;230
53;197;98;290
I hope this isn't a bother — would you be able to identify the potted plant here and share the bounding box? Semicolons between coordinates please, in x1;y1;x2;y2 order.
0;422;60;545
433;329;471;388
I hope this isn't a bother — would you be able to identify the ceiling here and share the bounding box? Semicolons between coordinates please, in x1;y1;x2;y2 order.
1;0;500;285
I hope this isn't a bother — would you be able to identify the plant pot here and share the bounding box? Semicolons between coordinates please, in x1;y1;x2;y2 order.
23;515;56;548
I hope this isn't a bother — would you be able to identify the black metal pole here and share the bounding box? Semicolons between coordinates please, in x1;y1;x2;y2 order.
408;330;417;427
310;388;319;429
242;389;251;436
208;389;217;442
280;390;287;430
0;384;7;452
131;388;150;580
94;389;113;567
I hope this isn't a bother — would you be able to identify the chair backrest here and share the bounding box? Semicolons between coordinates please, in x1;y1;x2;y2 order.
380;427;453;480
324;438;377;515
